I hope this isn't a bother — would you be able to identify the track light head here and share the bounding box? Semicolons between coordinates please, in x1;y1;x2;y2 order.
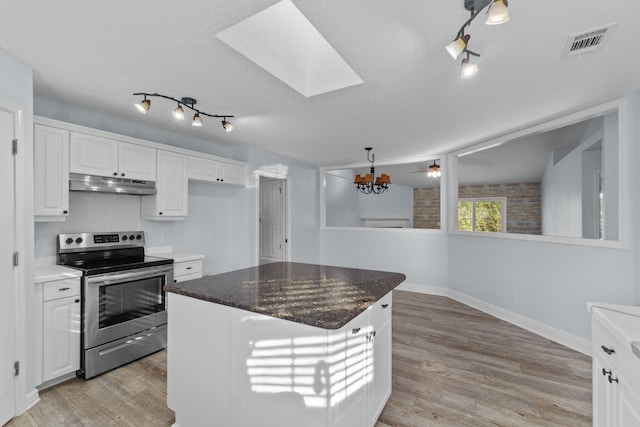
173;105;184;120
221;119;234;133
192;113;203;127
446;35;470;60
134;97;151;114
460;57;478;79
486;0;510;25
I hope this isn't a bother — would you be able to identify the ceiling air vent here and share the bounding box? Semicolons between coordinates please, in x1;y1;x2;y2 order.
561;23;616;59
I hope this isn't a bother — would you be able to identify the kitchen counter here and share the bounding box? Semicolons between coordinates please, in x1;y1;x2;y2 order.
148;251;204;263
34;264;82;282
164;261;406;329
166;262;406;427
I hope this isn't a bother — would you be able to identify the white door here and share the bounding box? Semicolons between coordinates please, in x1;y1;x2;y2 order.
0;106;17;425
259;179;286;264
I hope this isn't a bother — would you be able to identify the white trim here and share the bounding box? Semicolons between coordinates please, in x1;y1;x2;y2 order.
395;283;591;356
448;96;629;249
1;99;27;418
24;389;39;411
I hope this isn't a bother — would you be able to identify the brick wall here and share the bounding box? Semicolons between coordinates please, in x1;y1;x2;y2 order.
412;182;541;234
458;183;541;235
413;187;441;229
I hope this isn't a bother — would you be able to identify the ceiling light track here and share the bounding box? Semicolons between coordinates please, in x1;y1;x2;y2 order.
133;92;234;131
445;0;510;80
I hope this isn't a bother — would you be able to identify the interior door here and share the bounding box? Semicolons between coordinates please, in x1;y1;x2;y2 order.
0;105;17;425
259;179;286;264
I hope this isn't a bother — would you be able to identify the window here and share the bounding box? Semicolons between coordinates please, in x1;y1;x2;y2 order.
457;197;506;233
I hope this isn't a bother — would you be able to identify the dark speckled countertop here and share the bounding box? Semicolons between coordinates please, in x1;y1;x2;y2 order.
165;262;406;330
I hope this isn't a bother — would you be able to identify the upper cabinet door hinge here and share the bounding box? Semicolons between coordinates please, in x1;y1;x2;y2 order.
13;252;19;267
14;361;19;376
11;139;17;155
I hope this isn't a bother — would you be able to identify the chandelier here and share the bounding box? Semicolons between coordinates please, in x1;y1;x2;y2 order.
445;0;510;80
133;92;234;132
353;147;391;194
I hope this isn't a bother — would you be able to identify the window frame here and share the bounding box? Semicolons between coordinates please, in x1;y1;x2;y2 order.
457;197;507;233
447;96;628;249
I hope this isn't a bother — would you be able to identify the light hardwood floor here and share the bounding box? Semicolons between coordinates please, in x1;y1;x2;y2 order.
7;291;591;426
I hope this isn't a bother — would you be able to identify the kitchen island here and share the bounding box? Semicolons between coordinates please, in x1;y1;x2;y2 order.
165;262;406;427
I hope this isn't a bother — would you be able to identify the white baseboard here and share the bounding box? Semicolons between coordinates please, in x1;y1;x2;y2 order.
25;388;39;411
395;283;591;356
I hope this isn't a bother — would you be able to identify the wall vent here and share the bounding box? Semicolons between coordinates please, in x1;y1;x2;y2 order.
561;23;616;59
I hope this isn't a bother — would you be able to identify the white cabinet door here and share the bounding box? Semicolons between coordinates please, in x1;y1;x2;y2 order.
141;150;188;219
188;156;218;182
69;132;119;177
370;310;392;425
618;381;640;427
34;124;69;220
118;141;156;181
593;355;615;427
42;295;80;383
218;161;245;185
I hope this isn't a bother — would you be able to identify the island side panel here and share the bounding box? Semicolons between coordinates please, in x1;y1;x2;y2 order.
167;293;233;427
229;308;331;427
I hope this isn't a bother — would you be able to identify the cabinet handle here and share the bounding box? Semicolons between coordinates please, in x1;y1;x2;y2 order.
381;303;389;309
113;172;118;176
63;210;68;214
608;375;619;384
352;328;361;334
602;368;611;376
366;333;373;341
159;212;163;215
121;173;125;177
59;287;70;291
601;345;615;355
74;299;80;303
185;267;192;270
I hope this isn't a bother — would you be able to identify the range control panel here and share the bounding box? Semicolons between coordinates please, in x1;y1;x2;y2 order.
58;231;145;253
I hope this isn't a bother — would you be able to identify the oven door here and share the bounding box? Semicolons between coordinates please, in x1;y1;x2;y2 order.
83;264;172;350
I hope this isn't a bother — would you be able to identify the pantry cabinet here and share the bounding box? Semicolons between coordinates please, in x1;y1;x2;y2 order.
141;150;188;219
34;124;69;221
70;132;156;181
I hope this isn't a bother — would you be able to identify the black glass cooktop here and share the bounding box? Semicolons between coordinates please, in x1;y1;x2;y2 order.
58;247;173;276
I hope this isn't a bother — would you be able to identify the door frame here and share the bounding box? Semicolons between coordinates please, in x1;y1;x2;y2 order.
1;98;27;420
256;171;291;264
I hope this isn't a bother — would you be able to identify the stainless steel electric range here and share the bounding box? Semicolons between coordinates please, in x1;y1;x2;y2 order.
57;231;173;379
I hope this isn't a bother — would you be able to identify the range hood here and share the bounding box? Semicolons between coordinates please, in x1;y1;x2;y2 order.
69;173;156;195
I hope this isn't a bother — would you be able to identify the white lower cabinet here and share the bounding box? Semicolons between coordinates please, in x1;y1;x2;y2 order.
590;304;640;427
173;259;203;283
168;291;393;427
37;277;81;386
141;150;188;219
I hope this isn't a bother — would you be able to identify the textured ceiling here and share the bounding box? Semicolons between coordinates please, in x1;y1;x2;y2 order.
0;0;638;168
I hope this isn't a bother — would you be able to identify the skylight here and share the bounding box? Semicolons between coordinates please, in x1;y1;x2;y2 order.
216;0;363;97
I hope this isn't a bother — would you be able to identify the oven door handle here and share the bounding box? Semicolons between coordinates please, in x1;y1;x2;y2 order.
86;265;172;286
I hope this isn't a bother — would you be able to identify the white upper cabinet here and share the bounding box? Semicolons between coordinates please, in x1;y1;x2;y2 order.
70;132;156;181
188;156;245;185
141;150;188;220
118;141;157;181
34;124;70;221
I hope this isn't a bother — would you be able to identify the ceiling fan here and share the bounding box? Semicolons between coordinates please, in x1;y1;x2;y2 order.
410;161;442;178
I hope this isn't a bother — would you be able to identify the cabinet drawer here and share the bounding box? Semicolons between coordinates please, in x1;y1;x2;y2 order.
592;315;622;368
174;272;203;283
174;260;203;278
43;278;80;301
369;292;392;326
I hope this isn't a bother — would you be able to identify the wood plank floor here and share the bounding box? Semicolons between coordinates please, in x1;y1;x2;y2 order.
7;291;591;426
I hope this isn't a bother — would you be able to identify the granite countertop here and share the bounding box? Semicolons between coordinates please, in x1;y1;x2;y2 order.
165;262;406;330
